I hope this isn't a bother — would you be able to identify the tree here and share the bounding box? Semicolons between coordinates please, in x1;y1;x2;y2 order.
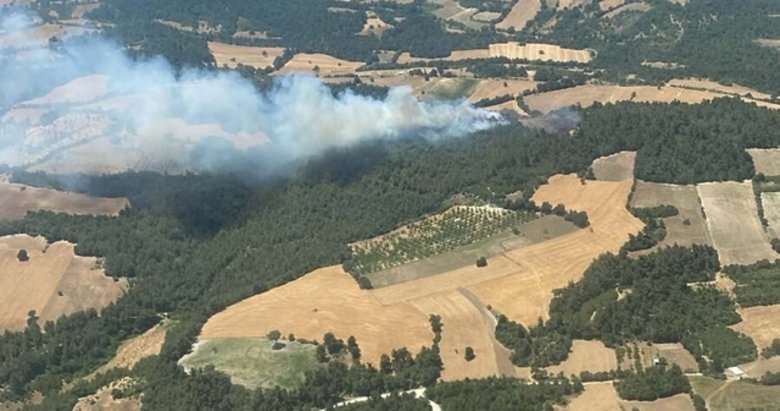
267;330;281;341
476;256;487;267
464;347;475;361
17;249;29;262
347;336;361;362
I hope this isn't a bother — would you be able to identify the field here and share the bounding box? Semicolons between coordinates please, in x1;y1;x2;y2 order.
0;235;127;332
546;340;617;376
739;356;780;379
697;181;776;266
731;305;780;350
566;382;695;411
495;0;542;31
667;78;772;101
488;42;592;63
629;181;711;250
603;2;652;18
599;0;625;11
0;180;129;221
748;148;780;176
620;342;699;372
179;338;320;389
691;376;780;411
762;192;780;237
199;266;433;367
467;79;538;102
208;42;284;69
277;53;364;75
590;151;636;181
89;321;170;378
200;175;643;380
427;78;480;100
396;50;490;64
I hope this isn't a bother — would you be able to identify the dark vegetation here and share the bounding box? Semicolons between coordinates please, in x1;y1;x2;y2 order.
620;206;678;254
724;260;780;307
614;364;691;401
761;339;780;359
2;99;777;404
495;314;571;368
425;376;583;411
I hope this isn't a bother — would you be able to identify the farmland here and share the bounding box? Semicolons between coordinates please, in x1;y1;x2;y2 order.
178;338;320;389
208;42;284;69
0;180;129;221
629;181;711;250
748;148;780;176
566;382;696;411
89;321;170;378
691;376;780;411
731;305;780;350
697;181;776;266
590;151;636;181
0;234;127;332
277;53;364;75
546;340;617;376
495;0;541;31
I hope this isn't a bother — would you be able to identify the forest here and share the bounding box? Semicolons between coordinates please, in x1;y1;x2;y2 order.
2;98;778;406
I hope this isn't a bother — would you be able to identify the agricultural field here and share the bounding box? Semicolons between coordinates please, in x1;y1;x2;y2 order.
178;338;320;389
590;151;636;181
738;356;780;379
488;42;592;63
0;180;129;220
599;0;625;11
427;78;480;100
495;0;541;31
467;79;538;102
629;181;711;250
731;305;780;351
208;42;284;69
619;342;699;373
762;192;780;237
697;181;776;266
277;53;364;75
89;321;171;378
546;340;617;376
0;234;127;332
691;377;780;411
667;78;772;101
748;148;780;176
566;382;695;411
348;205;534;275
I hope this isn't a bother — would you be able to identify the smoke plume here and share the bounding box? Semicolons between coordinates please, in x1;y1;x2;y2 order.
0;8;503;175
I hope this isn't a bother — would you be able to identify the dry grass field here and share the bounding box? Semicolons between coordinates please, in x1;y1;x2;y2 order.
603;2;652;18
22;74;110;106
468;79;538;102
396;49;490;64
495;0;541;31
667;78;772;101
277;53;364;75
89;321;170;377
599;0;625;11
200;175;642;379
0;180;129;220
200;266;433;367
208;42;284;69
696;378;780;411
546;340;617;376
566;382;695;411
761;192;780;237
590;151;636;181
629;181;711;250
489;42;592;63
739;356;780;379
0;235;127;332
748;148;780;176
731;304;780;351
697;181;776;266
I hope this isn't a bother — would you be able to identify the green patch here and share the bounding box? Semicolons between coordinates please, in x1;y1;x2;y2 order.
724;261;780;307
428;78;479;100
179;338;320;390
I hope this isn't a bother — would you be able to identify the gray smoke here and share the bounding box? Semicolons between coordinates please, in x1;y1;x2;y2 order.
0;9;504;175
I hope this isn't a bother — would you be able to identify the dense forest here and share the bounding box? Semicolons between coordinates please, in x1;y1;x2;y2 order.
1;98;778;406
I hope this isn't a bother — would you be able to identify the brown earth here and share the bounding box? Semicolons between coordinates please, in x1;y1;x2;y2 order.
697;181;776;266
496;0;541;31
566;382;695;411
0;235;127;332
731;305;780;351
467;79;538;103
546;340;617;376
208;42;284;69
629;181;712;251
0;180;129;221
590;151;636;181
489;42;592;63
748;148;780;176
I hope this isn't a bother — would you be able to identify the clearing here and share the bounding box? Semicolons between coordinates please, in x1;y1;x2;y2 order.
208;42;284;69
89;321;170;378
277;53;364;75
495;0;541;31
697;181;776;266
178;338;320;389
73;378;141;411
748;148;780;176
0;180;129;220
761;192;780;237
199;266;433;367
629;181;711;250
619;342;699;373
668;78;772;101
731;304;780;351
566;382;695;411
691;376;780;411
488;42;592;63
590;151;636;181
0;234;127;332
468;79;538;102
546;340;617;376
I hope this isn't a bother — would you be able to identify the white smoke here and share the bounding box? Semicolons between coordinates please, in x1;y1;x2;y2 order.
0;9;504;175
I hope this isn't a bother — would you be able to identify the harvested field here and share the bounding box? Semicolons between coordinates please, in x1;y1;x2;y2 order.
396;49;490;64
485;99;528;116
467;79;538;103
739;356;780;379
0;180;128;220
590;151;635;181
489;42;591;63
208;42;284;69
748;148;780;176
667;78;772;101
761;192;780;237
546;340;617;376
629;181;711;250
495;0;541;31
731;305;780;350
603;2;651;18
697;181;775;266
277;53;363;75
0;23;94;49
200;266;433;367
566;382;622;411
90;321;170;378
622;394;695;411
0;235;127;332
360;13;392;34
179;338;320;389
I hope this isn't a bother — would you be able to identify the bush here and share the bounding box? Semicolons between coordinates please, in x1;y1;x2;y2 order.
271;342;286;350
476;256;487;267
16;249;29;262
464;347;475;361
